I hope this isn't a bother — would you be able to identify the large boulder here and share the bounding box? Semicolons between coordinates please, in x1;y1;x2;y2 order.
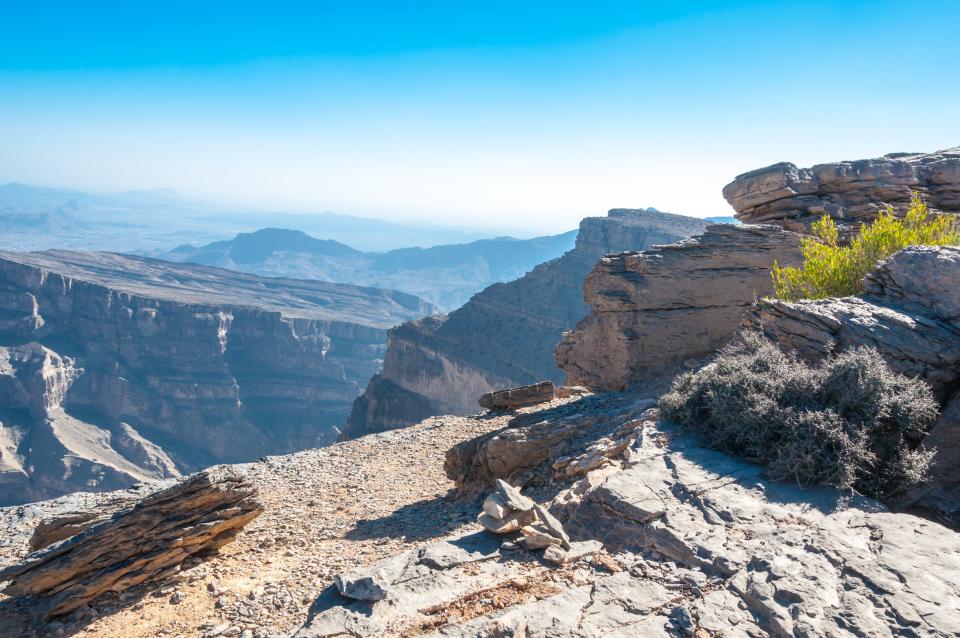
723;147;960;231
556;224;803;391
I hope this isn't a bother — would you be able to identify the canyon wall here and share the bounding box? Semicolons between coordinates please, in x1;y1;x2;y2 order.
556;224;803;391
343;209;710;439
0;250;432;504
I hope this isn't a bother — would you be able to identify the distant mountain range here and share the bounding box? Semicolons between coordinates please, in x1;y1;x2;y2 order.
158;227;578;310
0;183;507;253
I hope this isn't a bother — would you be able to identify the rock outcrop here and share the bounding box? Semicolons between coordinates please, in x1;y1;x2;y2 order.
556;224;803;391
0;249;432;505
343;209;710;439
752;245;960;524
297;397;960;637
723;146;960;231
0;467;261;622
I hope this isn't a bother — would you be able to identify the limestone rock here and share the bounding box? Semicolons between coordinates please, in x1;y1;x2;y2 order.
446;394;656;489
723;146;960;231
342;209;710;439
477;510;535;534
334;568;390;602
0;466;262;621
565;420;960;638
297;413;960;637
532;503;570;549
557;224;803;391
478;381;556;411
0;249;432;505
494;479;534;512
542;540;603;566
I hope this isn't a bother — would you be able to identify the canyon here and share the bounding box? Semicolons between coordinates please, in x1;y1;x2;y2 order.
342;208;711;439
0;250;432;505
0;147;959;638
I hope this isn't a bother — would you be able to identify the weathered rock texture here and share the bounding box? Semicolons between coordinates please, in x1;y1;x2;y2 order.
723;146;960;231
0;249;432;505
0;467;261;621
477;381;556;412
343;209;710;439
752;245;960;524
557;224;803;391
298;396;960;637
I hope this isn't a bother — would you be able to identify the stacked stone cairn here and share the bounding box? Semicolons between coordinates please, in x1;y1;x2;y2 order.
477;479;601;565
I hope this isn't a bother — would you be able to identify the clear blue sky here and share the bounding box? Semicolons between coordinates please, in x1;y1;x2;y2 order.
1;1;958;233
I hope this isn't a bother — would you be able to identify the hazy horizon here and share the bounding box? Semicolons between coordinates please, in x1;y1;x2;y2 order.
2;1;959;234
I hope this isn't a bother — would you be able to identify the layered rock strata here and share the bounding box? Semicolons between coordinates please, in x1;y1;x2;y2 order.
343;209;710;439
0;250;432;504
0;467;261;622
723;146;960;231
556;224;803;391
752;245;960;524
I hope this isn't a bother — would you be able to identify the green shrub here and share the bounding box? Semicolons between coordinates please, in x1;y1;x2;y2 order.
771;194;960;301
659;333;938;498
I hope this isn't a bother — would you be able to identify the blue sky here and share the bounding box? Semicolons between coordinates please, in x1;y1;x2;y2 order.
1;1;958;233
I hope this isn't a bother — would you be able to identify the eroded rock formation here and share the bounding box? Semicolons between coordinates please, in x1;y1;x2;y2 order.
343;209;710;439
0;250;432;504
723;146;960;231
0;467;261;622
556;224;803;391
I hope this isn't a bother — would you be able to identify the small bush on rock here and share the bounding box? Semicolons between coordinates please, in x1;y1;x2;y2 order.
659;333;938;498
771;193;960;300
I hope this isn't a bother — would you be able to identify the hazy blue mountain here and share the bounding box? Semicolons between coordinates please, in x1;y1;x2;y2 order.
0;183;503;253
159;228;578;311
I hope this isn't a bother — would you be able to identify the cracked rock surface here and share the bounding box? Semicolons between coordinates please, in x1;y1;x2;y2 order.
298;395;960;637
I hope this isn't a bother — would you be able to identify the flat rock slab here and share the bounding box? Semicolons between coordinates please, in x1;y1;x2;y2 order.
566;420;960;637
479;382;556;411
0;467;262;621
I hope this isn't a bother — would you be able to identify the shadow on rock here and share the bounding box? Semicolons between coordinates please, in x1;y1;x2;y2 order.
345;490;484;544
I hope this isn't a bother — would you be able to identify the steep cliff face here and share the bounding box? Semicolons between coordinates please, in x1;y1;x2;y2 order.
723;146;960;231
343;209;710;439
556;224;803;391
0;250;432;505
